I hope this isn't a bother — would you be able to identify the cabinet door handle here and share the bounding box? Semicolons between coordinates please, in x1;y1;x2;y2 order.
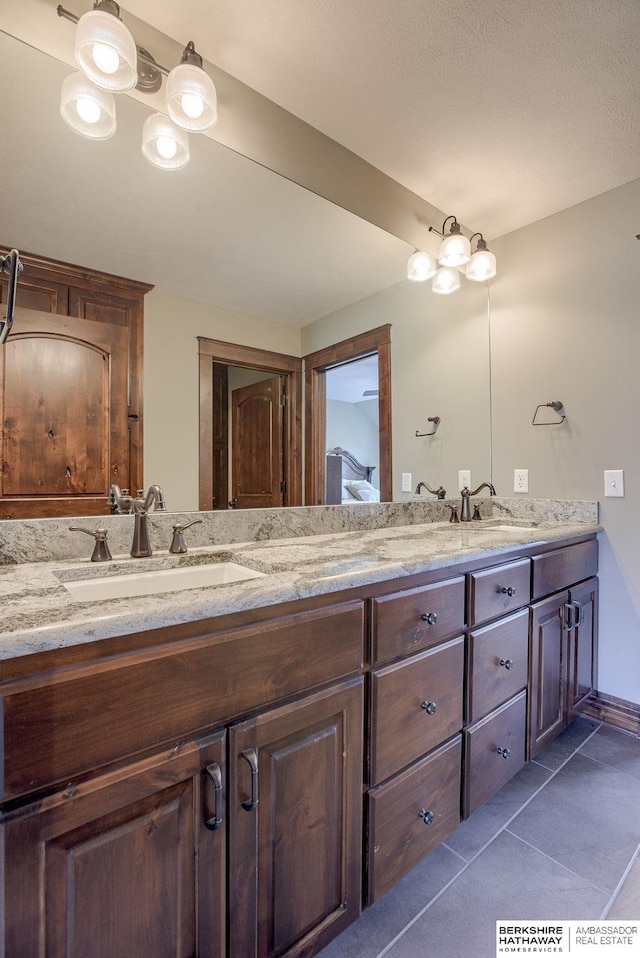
499;658;514;670
500;586;516;597
564;602;575;631
240;747;259;811
418;808;435;825
573;601;582;628
497;746;511;759
203;763;223;830
421;612;438;625
421;700;437;715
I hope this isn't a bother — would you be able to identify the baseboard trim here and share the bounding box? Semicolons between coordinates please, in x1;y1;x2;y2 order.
584;691;640;737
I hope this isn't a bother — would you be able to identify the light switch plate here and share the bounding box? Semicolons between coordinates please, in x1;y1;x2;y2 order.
604;469;624;497
401;472;412;492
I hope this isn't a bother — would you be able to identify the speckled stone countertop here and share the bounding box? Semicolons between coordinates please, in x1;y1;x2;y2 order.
0;505;601;662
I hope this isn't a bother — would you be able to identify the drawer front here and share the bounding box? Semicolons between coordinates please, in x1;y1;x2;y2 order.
467;609;529;723
370;636;464;784
468;558;531;627
367;735;461;904
371;577;465;665
0;601;364;802
463;690;526;817
532;539;598;600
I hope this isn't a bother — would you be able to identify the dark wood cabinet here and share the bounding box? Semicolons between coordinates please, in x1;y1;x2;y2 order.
567;577;597;721
228;678;363;958
0;248;151;518
1;732;226;958
529;590;569;757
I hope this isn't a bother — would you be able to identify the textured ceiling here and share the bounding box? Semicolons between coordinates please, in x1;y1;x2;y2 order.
121;0;640;239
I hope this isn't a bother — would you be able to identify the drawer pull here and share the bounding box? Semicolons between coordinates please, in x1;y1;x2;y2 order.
420;612;438;625
499;658;514;670
241;748;259;811
418;808;435;825
203;762;223;830
500;586;516;597
421;700;438;715
497;746;511;759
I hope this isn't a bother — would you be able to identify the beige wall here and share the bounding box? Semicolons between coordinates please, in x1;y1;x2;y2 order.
143;289;301;511
490;177;640;705
301;278;492;500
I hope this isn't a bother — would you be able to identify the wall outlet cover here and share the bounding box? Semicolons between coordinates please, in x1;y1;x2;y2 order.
458;470;471;491
401;472;412;493
514;469;529;493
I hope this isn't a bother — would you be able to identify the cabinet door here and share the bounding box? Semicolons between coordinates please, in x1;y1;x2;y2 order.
528;591;569;758
567;577;597;720
1;732;226;958
228;677;363;958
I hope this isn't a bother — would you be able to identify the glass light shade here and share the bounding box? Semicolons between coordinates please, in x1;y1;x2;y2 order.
432;266;461;295
166;62;218;131
60;73;117;140
75;9;137;92
407;249;437;282
142;113;190;170
466;247;497;282
438;231;471;267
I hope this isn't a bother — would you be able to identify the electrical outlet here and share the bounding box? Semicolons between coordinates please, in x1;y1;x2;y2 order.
514;469;529;493
458;470;471;491
604;469;624;497
401;472;412;493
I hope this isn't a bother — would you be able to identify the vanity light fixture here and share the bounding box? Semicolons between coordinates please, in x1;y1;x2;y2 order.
432;266;461;295
466;233;497;282
436;215;471;268
57;4;218;170
407;249;437;282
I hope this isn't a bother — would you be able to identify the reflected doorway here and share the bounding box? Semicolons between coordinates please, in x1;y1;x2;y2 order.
199;338;303;510
325;356;380;503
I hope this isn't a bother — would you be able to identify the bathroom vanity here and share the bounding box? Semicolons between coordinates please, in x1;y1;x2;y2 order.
0;511;599;958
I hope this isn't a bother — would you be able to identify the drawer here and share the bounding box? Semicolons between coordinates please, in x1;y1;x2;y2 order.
371;576;465;665
466;609;529;723
467;558;531;627
367;735;461;904
463;690;526;817
369;636;464;784
532;539;598;600
0;601;364;802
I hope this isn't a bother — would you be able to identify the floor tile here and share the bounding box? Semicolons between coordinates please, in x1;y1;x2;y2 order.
606;852;640;919
444;760;552;861
533;716;600;770
383;831;608;958
509;752;640;893
580;724;640;781
317;844;465;958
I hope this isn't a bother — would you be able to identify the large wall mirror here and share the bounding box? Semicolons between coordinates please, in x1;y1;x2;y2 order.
0;28;491;517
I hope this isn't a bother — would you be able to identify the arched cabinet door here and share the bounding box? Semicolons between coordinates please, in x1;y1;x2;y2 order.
0;307;129;517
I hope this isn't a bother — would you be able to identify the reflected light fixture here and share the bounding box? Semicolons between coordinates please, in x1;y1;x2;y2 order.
74;0;137;92
407;249;437;282
437;215;471;267
466;233;497;282
57;4;218;171
60;71;117;139
432;266;461;295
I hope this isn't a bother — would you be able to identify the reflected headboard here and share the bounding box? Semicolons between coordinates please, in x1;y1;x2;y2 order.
325;447;376;504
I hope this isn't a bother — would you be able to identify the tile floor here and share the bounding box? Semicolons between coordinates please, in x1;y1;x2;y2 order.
318;717;640;958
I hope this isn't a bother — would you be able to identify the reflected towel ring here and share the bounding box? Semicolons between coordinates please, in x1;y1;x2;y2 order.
416;416;441;437
532;401;566;426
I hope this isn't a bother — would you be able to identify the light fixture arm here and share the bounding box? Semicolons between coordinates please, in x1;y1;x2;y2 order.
0;249;23;345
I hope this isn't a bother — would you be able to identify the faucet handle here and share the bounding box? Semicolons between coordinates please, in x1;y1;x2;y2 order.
69;527;112;562
447;505;460;523
169;519;203;554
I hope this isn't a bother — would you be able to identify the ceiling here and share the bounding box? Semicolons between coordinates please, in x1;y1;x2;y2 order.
2;1;639;326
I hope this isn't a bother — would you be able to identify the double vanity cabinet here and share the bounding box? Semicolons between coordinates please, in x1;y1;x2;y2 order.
0;529;598;958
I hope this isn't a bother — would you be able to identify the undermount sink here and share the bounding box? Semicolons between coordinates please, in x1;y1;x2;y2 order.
60;562;265;602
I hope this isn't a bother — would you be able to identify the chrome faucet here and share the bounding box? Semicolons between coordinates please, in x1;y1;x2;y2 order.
130;485;167;557
460;482;496;521
415;481;447;499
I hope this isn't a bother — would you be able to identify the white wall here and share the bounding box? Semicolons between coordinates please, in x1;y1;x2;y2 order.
143;289;301;511
490;177;640;706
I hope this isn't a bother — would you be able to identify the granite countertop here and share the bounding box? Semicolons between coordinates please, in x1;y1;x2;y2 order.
0;517;601;661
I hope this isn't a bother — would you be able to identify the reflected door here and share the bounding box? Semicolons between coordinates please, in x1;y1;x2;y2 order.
231;376;284;508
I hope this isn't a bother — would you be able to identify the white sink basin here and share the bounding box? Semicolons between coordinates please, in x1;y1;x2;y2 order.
60;562;265;602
